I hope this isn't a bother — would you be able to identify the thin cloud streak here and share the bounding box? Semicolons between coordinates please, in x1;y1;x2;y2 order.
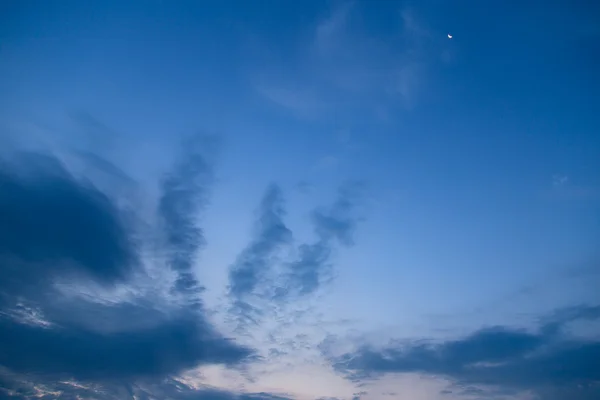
283;181;365;298
255;3;447;119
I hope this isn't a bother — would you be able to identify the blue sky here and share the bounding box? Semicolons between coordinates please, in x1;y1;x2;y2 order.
0;1;599;399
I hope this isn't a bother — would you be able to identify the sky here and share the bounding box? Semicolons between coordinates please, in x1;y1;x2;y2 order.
0;0;599;399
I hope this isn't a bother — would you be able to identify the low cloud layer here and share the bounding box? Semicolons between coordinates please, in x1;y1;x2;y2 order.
0;153;138;293
1;136;597;400
0;147;250;389
334;305;600;399
0;140;367;400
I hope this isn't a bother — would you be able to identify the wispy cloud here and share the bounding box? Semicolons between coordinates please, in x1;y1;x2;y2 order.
256;85;330;119
254;2;449;119
158;135;219;303
549;174;600;201
229;184;292;299
0;127;368;399
228;184;292;327
313;1;354;56
282;181;365;298
227;182;365;329
552;173;569;186
220;181;367;393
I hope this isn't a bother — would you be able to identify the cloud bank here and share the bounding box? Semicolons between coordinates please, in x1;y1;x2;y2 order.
0;135;367;400
0;145;250;392
333;305;600;400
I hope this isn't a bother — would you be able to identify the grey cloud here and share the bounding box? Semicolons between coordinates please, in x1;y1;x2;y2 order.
229;184;292;299
225;181;365;349
228;184;292;328
334;304;600;400
227;181;364;315
284;182;364;297
0;152;138;295
544;304;600;326
0;141;365;397
352;390;368;400
0;374;293;400
158;135;219;300
0;310;248;381
0;148;250;383
286;242;331;296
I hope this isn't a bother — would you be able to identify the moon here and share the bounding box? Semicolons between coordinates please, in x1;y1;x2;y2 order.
447;34;453;39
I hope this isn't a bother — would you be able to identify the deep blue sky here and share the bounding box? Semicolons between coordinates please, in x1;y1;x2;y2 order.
0;1;599;399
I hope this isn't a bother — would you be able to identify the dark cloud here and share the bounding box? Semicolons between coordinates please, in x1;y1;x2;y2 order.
0;312;248;381
0;148;250;383
0;142;365;398
0;152;138;294
334;305;600;399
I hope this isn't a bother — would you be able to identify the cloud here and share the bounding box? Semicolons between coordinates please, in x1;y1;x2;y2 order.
0;137;367;399
228;181;364;304
312;182;364;246
0;148;250;383
158;135;219;301
255;2;448;119
548;174;600;201
283;182;364;297
0;311;248;381
224;181;366;367
0;152;138;295
257;85;329;118
228;184;292;327
314;1;354;56
0;373;294;400
552;173;569;186
229;184;292;300
333;305;600;399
